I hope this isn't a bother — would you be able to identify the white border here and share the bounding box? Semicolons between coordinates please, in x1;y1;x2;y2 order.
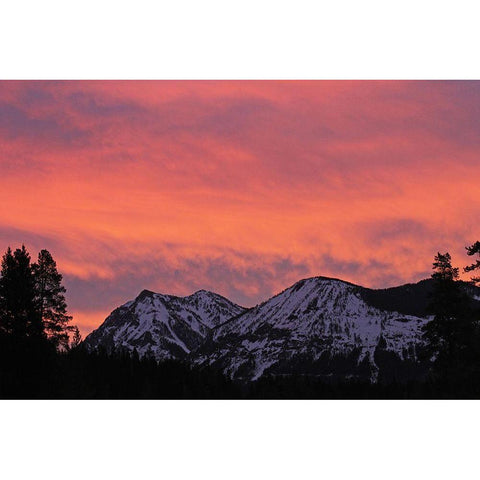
0;400;478;479
2;0;480;79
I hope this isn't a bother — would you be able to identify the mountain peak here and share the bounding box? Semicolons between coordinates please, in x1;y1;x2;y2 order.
191;289;213;296
295;275;359;288
136;289;156;301
84;286;247;360
134;288;222;302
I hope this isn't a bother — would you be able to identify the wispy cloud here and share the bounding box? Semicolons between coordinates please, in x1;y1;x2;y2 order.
0;80;478;334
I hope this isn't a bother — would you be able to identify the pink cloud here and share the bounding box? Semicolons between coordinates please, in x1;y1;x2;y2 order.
0;80;479;334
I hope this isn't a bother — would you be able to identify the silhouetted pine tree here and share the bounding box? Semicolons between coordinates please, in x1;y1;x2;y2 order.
32;249;73;350
423;252;475;381
465;241;480;285
0;247;16;337
0;245;43;341
70;326;82;349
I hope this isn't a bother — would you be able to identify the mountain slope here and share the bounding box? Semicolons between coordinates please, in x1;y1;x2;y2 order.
84;276;480;383
83;289;246;360
194;277;429;382
359;278;480;317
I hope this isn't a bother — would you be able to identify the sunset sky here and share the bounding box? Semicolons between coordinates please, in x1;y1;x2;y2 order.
0;80;479;335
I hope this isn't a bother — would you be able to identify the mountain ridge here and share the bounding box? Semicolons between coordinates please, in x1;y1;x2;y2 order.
83;275;480;383
83;288;246;360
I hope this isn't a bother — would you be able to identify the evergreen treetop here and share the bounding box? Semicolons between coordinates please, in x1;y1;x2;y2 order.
465;241;480;285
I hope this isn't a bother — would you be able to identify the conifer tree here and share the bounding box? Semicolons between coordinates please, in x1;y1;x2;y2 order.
70;326;82;349
0;247;16;336
465;241;480;285
32;249;72;349
0;245;42;340
423;252;474;379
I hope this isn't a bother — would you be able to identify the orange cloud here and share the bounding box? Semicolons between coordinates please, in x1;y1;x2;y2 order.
0;81;479;334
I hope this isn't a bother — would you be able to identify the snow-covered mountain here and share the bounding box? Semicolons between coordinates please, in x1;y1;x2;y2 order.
84;276;480;383
195;277;428;382
83;289;246;360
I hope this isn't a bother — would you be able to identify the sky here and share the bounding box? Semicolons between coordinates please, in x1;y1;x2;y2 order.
0;80;479;336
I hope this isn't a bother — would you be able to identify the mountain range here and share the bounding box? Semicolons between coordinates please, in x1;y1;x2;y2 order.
83;276;480;383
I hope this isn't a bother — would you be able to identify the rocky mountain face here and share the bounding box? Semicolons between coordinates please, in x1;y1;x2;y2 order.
83;289;246;360
195;277;429;383
84;277;480;383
